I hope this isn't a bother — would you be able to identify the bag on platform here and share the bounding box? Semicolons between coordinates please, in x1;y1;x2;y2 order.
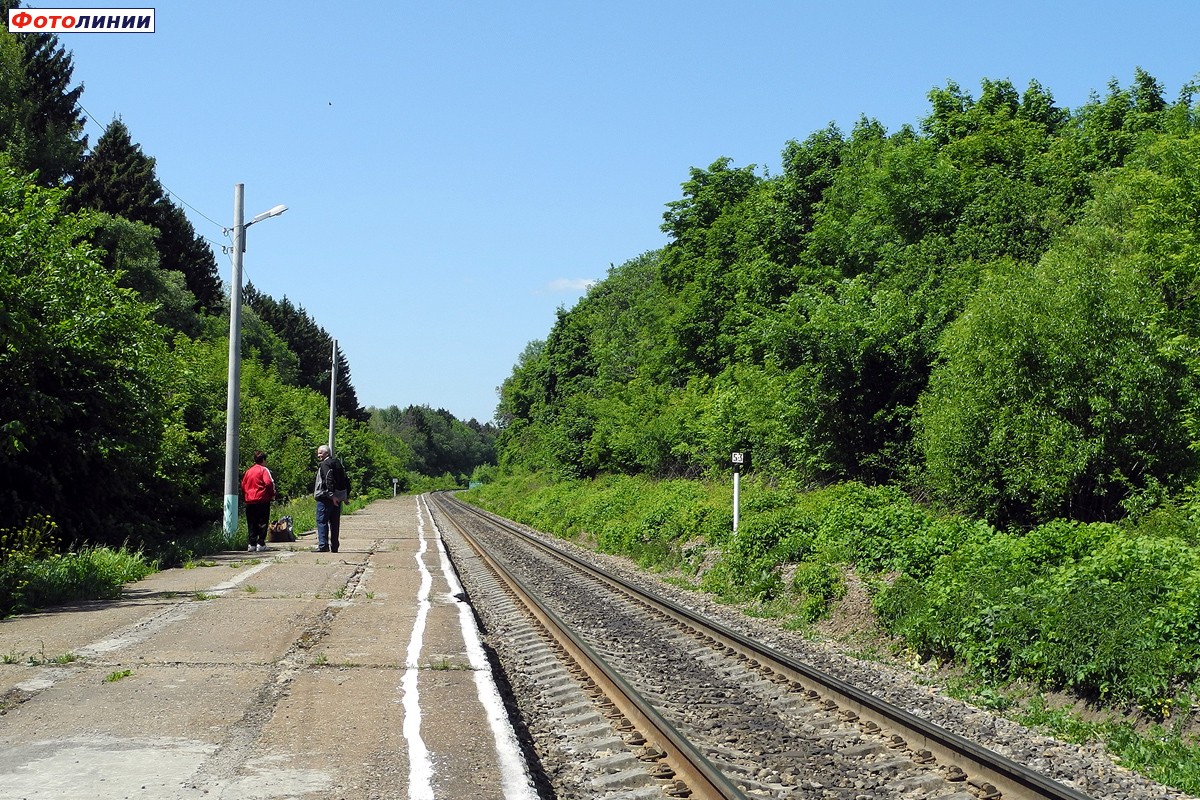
267;516;295;542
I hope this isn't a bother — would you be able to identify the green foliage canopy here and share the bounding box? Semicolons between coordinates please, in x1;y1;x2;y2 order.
0;25;426;552
494;70;1200;528
0;164;173;543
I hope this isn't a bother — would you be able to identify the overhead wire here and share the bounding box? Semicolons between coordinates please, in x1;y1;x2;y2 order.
74;105;296;299
77;103;230;252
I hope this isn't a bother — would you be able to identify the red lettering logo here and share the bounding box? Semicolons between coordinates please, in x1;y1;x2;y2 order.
8;8;155;33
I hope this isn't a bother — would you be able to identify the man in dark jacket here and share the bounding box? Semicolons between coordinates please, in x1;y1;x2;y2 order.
313;444;346;553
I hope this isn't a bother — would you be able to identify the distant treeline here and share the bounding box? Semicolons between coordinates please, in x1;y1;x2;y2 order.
0;14;494;554
497;68;1200;528
370;405;497;481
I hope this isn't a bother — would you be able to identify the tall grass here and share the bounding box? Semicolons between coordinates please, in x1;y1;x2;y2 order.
0;493;377;618
1;540;153;618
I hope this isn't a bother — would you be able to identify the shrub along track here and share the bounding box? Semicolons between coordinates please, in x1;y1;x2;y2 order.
429;493;1193;800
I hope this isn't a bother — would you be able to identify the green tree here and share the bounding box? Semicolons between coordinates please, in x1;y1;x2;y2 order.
69;119;223;316
490;71;1200;522
919;234;1194;523
659;158;763;378
366;405;415;472
239;356;333;497
243;286;367;421
0;14;86;186
154;201;222;313
374;405;496;479
0;163;175;545
336;418;409;496
0;28;33;171
87;212;202;334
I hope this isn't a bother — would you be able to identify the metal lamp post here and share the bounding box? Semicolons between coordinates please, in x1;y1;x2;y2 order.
222;183;288;542
327;338;338;456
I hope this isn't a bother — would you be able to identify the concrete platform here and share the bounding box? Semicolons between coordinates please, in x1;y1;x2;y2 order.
0;495;537;800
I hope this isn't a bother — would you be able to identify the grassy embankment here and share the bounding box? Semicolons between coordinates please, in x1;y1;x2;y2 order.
0;493;378;618
462;471;1200;794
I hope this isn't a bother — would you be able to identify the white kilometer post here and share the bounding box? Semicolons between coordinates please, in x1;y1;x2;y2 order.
731;452;744;533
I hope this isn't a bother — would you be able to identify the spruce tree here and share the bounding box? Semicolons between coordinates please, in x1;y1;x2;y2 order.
0;5;87;185
244;285;367;421
19;30;86;186
156;202;222;312
70;119;223;314
70;119;161;217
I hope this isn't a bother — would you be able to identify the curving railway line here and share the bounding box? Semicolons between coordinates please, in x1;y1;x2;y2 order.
427;493;1128;800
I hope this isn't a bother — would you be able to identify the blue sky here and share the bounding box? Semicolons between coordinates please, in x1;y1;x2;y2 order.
58;0;1200;423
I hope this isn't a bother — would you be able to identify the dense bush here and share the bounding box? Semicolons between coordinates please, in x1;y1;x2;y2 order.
469;472;1200;716
0;517;152;617
873;519;1200;713
466;472;730;570
494;72;1200;530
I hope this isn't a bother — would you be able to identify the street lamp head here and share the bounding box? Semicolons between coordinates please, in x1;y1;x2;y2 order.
249;204;288;225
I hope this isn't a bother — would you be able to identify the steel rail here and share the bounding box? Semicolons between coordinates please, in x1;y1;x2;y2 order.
439;493;1095;800
430;492;746;800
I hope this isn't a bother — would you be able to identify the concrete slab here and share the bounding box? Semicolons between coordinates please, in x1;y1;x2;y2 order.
418;670;515;800
254;667;407;796
0;664;271;741
0;734;218;799
116;597;320;664
313;602;411;668
0;600;175;663
213;560;361;599
0;495;537;800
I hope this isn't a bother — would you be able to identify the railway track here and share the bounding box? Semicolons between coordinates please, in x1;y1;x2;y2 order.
429;493;1103;800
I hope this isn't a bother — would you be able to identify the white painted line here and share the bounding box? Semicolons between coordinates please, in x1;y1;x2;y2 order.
401;499;436;800
426;495;538;800
204;556;281;594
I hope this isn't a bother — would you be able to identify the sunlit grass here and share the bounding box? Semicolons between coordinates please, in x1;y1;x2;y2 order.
1;545;153;617
1017;696;1200;795
7;645;80;666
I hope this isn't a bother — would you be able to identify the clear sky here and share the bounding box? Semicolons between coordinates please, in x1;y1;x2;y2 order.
57;0;1200;423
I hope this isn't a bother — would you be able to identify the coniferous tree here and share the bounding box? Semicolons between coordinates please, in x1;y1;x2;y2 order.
70;119;159;216
332;346;367;423
0;28;32;165
70;119;223;315
156;201;222;312
0;8;86;185
18;29;86;186
244;285;368;421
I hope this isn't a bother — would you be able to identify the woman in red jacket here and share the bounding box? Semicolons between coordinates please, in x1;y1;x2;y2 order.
241;450;276;552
